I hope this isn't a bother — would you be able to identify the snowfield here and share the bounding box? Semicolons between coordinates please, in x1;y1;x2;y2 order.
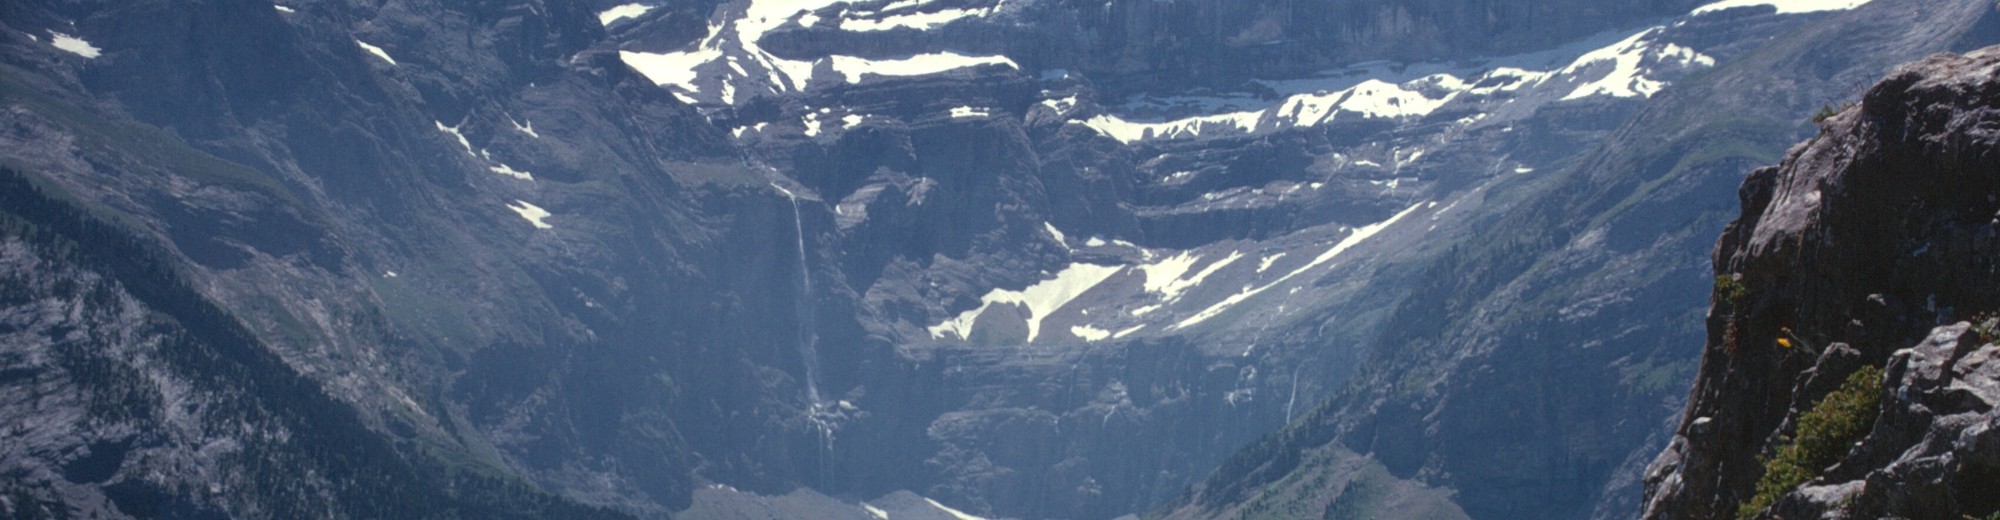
598;3;654;25
355;39;396;65
506;200;554;229
928;262;1124;343
1692;0;1872;15
1559;28;1714;100
49;32;100;58
618;0;1010;105
1074;25;1716;144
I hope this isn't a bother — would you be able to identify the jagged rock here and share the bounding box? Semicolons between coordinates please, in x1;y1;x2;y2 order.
1642;45;2000;520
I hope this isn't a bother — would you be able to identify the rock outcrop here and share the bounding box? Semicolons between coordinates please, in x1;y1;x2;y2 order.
1642;46;2000;520
1158;1;2000;519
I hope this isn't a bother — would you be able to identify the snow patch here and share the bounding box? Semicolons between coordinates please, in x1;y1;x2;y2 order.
620;0;1011;106
950;106;991;118
733;122;773;138
488;163;534;181
1466;67;1549;95
1068;26;1729;144
1071;325;1111;342
1257;253;1287;273
1040;96;1078;115
827;52;1017;84
49;32;100;58
620;47;725;103
1138;252;1199;294
1043;222;1069;249
923;498;990;520
1113;324;1147;339
274;4;295;13
1294;204;1424;276
598;3;654;25
509;115;541;139
1398;150;1426;168
928;263;1124;343
355;39;396;65
1077;77;1457;144
803;112;824;137
506;200;554;229
1327;79;1458;119
1141;251;1242;303
1175;203;1425;329
1692;0;1871;15
1559;28;1714;101
434;121;475;157
841;7;990;31
862;503;889;520
1078;111;1265;144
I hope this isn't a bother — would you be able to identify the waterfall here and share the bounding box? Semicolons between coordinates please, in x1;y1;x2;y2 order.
773;183;836;478
1284;371;1300;424
772;183;823;405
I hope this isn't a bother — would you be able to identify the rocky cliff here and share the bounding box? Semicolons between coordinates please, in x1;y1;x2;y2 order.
732;0;1705;95
1159;1;2000;519
1641;45;2000;520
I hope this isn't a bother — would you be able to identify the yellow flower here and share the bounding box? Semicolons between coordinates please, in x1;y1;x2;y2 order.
1777;337;1794;349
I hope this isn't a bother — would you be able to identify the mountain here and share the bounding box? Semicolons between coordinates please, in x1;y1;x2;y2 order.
3;0;1993;519
1155;1;2000;519
1;0;754;516
0;168;631;519
1639;43;2000;520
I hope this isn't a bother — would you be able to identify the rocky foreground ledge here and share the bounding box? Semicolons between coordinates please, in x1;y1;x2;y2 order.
1641;46;2000;519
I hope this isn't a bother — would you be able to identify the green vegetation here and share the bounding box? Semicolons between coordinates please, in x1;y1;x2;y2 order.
1715;273;1750;355
1811;102;1857;135
1972;312;2000;344
1714;274;1747;309
0;65;302;208
1737;365;1884;520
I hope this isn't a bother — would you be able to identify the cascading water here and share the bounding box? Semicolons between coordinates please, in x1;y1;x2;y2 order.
772;182;837;475
773;183;823;405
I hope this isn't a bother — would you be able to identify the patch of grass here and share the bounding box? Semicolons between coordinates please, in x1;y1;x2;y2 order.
1972;312;2000;345
370;273;481;350
1715;274;1747;309
1715;274;1750;354
1811;102;1858;137
1738;365;1883;519
0;65;301;208
1582;118;1786;233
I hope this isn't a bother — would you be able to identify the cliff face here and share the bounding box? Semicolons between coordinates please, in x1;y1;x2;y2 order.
1158;1;2000;519
0;0;775;516
709;0;1701;95
1642;46;2000;520
1041;0;1701;92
